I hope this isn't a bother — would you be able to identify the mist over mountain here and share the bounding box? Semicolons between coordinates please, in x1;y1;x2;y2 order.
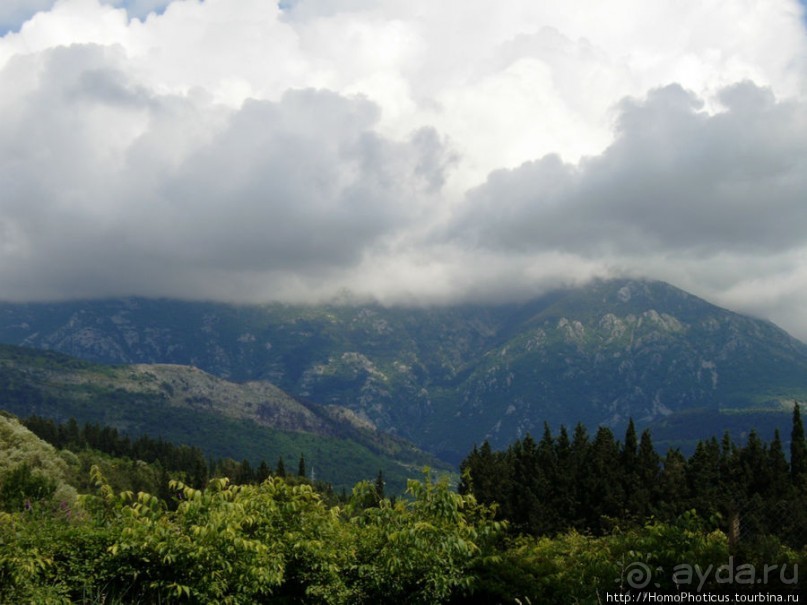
2;278;805;462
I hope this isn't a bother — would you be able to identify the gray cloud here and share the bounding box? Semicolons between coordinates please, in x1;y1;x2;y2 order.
0;43;453;300
2;1;807;340
450;83;807;258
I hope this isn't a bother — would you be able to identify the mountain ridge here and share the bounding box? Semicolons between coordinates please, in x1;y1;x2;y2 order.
2;278;806;461
0;343;445;490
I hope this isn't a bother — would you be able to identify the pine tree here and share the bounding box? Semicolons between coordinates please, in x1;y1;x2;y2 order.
552;425;577;527
374;470;385;504
739;430;767;496
236;459;254;484
189;453;209;488
256;460;271;483
633;429;661;518
621;419;638;471
298;454;307;478
507;435;541;532
767;429;790;499
686;437;721;517
460;441;508;508
657;449;688;519
580;427;623;533
620;420;641;518
458;445;479;495
790;403;806;484
275;456;286;478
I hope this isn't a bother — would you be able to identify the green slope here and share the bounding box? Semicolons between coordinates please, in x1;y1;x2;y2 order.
0;344;445;492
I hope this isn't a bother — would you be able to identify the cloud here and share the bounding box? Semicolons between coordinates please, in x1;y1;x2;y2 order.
0;0;172;34
443;81;807;335
1;0;807;338
450;82;807;257
0;0;54;33
0;41;452;300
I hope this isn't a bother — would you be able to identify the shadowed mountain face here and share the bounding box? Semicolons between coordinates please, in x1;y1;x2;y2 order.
2;279;806;462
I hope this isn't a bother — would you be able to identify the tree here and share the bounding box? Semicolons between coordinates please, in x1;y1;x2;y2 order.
552;425;577;521
0;463;57;512
298;454;307;479
657;449;688;519
629;428;660;519
766;429;790;499
790;403;806;484
374;470;385;504
236;459;254;484
580;427;623;533
256;460;271;483
686;437;721;517
621;419;638;471
458;441;508;508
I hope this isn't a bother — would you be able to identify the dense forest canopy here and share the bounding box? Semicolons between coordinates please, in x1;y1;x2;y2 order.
1;409;805;603
460;408;807;546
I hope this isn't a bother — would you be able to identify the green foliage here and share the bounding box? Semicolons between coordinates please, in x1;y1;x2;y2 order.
1;462;804;604
346;472;504;604
0;466;503;604
0;414;77;509
0;463;57;512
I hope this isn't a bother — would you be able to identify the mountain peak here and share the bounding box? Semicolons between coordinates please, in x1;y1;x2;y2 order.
1;280;806;462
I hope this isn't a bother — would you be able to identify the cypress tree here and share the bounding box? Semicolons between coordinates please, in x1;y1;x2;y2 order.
298;454;307;478
275;456;286;478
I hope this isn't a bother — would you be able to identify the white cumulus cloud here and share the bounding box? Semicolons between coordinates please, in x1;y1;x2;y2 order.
1;0;807;338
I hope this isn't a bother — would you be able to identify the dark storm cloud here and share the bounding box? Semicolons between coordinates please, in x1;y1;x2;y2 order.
0;43;453;300
450;83;807;258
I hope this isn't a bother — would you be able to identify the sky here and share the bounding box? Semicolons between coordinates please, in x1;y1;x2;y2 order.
2;1;807;339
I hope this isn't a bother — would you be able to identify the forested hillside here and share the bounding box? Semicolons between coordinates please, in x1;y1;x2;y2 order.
0;343;445;491
1;409;804;603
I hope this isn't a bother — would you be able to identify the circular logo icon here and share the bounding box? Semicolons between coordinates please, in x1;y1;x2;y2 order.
626;561;653;589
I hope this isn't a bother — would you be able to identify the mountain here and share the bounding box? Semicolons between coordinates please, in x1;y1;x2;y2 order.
2;278;806;461
0;344;444;491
